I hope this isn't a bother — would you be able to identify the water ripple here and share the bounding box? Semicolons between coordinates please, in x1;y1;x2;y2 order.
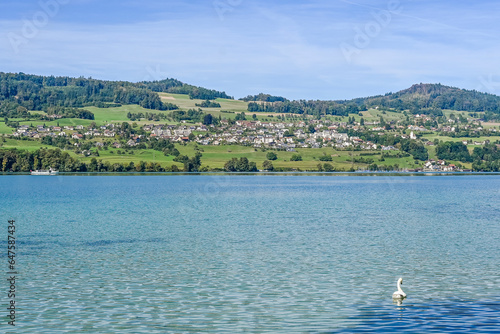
2;175;499;333
331;299;500;333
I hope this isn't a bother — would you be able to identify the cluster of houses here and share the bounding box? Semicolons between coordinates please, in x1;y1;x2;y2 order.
10;119;399;151
12;124;117;139
422;159;473;172
143;120;402;151
9;116;496;153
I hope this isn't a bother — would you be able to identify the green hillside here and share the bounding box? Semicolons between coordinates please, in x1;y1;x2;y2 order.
346;83;500;118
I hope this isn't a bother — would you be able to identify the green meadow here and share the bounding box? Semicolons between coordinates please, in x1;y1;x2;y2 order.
158;93;303;121
421;133;500;144
0;122;14;135
1;139;61;152
138;143;425;170
79;149;177;166
73;143;413;171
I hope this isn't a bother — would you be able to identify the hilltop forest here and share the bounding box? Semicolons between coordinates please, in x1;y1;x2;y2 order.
246;84;500;121
0;72;232;120
2;73;500;121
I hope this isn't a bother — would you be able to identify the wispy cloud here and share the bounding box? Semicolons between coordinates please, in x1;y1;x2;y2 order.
1;0;499;100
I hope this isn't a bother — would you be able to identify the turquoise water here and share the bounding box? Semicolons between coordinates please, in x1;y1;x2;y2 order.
1;175;500;333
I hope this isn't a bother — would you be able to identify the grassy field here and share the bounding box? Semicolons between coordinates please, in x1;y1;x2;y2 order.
159;93;248;113
79;149;177;165
0;137;476;171
0;122;15;135
313;108;407;125
358;109;406;123
18;118;94;128
482;122;500;129
167;144;422;170
75;144;412;170
442;109;470;118
1;138;65;152
85;105;155;124
158;93;305;121
421;133;500;143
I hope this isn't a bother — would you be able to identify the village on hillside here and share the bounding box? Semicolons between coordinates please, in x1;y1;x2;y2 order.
7;112;499;172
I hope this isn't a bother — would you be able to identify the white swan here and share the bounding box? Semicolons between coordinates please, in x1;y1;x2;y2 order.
392;277;407;299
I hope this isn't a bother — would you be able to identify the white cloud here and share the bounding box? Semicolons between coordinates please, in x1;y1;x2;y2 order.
1;0;499;100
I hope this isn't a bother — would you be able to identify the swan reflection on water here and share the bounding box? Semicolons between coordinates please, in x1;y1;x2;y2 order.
393;299;404;306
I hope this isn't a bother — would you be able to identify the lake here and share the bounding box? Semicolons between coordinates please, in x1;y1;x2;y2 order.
1;175;499;333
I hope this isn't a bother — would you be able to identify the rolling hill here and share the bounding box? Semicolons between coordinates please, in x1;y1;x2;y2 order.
345;83;500;115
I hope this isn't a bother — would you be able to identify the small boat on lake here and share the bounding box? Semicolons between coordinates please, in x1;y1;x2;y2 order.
31;168;59;175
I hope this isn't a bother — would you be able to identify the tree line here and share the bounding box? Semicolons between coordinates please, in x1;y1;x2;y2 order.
127;112;170;122
140;78;233;100
434;141;500;171
195;100;221;108
240;93;288;102
247;100;361;117
471;144;500;171
0;148;191;172
170;108;205;122
224;157;258;172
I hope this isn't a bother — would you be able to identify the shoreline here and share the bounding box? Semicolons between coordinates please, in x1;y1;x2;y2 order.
2;171;500;176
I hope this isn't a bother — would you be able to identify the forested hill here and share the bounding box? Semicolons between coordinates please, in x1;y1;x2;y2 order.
0;72;232;119
140;78;232;100
345;83;500;115
239;93;288;102
3;72;500;121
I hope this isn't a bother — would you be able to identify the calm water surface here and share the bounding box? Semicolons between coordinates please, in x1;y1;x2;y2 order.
1;175;499;333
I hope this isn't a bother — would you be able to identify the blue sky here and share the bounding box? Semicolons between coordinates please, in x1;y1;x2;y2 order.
1;0;500;100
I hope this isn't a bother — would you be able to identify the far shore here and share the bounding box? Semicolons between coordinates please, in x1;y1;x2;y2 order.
2;171;500;176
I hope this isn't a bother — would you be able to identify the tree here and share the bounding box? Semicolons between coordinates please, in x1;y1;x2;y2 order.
136;161;146;172
88;158;98;172
41;136;53;146
173;155;189;163
248;161;258;172
379;116;386;127
181;152;202;172
290;154;302;161
234;112;247;121
236;157;249;171
435;141;472;162
224;157;258;172
266;152;278;160
323;163;334;172
224;158;237;172
203;113;213;125
399;139;428;161
262;160;274;171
